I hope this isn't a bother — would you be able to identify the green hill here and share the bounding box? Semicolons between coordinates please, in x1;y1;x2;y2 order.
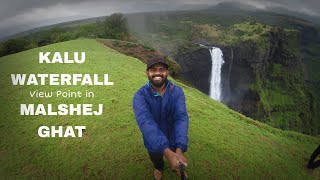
0;39;319;179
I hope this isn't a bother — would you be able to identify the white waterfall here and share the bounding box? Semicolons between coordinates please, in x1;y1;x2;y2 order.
209;47;224;101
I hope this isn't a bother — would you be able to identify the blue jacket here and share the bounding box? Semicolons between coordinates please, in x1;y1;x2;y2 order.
132;80;189;154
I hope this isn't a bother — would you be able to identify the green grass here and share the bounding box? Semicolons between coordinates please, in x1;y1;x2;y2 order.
231;22;270;40
0;39;319;179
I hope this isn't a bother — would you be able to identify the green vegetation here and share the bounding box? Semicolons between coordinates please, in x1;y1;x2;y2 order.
0;39;319;179
196;22;271;44
246;27;320;135
98;13;129;40
0;13;129;57
303;41;320;112
192;21;272;54
272;63;283;76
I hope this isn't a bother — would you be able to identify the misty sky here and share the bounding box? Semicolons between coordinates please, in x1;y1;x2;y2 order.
1;0;320;39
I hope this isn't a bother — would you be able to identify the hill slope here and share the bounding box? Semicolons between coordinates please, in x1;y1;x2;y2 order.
0;39;319;179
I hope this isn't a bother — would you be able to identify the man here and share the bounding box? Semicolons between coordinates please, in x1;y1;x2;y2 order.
132;57;189;179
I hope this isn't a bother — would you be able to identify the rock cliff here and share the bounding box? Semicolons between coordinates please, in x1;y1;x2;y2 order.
175;28;319;134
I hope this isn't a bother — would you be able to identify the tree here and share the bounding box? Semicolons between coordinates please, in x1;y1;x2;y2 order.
2;38;28;55
76;23;99;38
100;13;129;40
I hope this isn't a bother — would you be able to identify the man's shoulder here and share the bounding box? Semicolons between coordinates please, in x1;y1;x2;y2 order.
168;82;183;94
134;84;149;96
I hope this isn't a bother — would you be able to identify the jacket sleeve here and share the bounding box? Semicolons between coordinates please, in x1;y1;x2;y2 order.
174;88;189;152
132;91;169;153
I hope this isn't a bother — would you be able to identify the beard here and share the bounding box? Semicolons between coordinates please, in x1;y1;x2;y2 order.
148;74;168;88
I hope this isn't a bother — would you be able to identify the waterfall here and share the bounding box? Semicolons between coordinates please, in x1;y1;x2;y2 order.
209;47;224;101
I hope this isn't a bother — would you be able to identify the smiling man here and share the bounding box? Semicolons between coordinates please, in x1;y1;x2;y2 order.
132;57;189;179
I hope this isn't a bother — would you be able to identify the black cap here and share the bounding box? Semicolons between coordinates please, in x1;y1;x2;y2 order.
146;57;169;70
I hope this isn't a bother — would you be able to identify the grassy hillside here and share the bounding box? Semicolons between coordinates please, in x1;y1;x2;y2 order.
0;39;319;179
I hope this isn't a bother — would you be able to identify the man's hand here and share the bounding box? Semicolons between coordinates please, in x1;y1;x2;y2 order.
164;148;188;170
176;148;188;166
175;148;188;178
164;148;180;170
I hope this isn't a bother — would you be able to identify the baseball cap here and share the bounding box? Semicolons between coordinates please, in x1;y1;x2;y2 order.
146;57;169;70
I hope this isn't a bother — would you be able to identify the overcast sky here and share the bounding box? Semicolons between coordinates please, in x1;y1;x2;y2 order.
1;0;320;39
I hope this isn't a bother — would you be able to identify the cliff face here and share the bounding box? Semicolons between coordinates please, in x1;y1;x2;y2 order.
175;48;211;94
175;28;319;135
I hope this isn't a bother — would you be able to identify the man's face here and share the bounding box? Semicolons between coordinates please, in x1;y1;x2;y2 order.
146;63;169;88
